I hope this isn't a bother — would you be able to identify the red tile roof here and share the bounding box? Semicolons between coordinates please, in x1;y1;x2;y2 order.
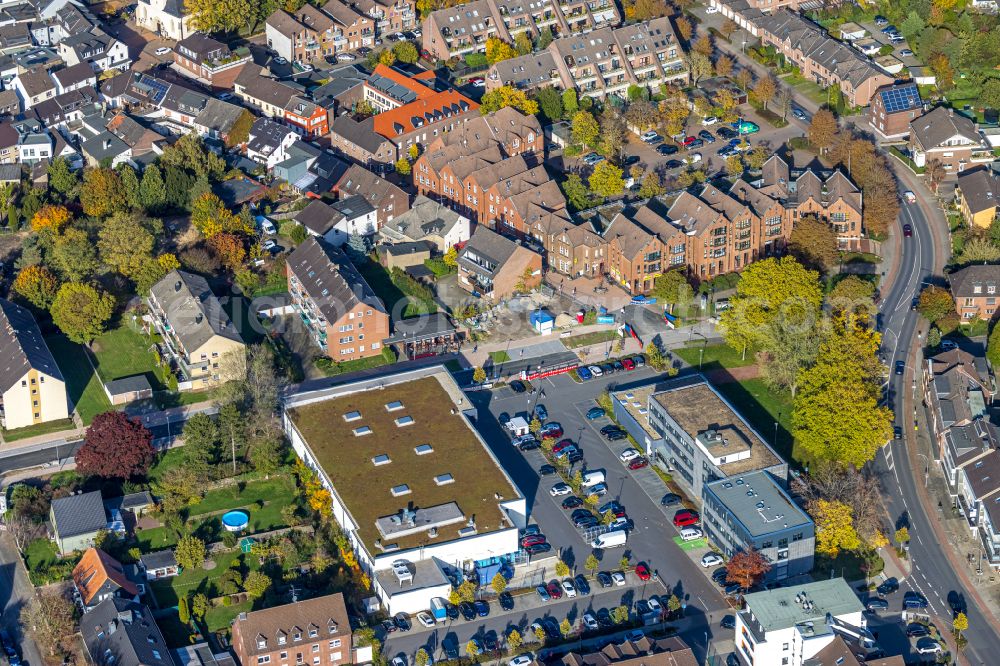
372;90;477;138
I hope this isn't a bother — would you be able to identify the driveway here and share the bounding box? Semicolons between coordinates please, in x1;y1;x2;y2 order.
0;532;44;666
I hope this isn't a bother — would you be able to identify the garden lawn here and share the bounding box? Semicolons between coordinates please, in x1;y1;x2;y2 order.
91;324;167;390
150;550;256;608
563;330;618;349
2;418;76;442
781;73;826;106
674;343;755;372
46;335;111;425
205;599;253;633
356;259;437;318
489;350;511;363
23;538;58;571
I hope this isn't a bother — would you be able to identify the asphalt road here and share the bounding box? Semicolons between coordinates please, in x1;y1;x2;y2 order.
385;367;729;664
875;198;1000;664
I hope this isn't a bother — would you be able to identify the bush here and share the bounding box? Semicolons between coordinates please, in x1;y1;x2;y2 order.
788;136;811;151
464;53;488;69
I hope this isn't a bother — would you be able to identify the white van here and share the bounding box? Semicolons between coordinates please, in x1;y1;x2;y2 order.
582;470;606;487
590;529;627;549
679;527;703;541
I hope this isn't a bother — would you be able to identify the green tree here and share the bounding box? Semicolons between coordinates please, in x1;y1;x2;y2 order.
666;594;682;617
139;164;167;213
50;282;114;343
485;37;517;63
561;173;597;211
394;158;412;176
982;78;1000;111
47;158;78;199
415;648;430;666
792;321;893;468
894;526;910;546
585;554;599;575
650;270;693;307
186;0;253;33
393;41;418;63
466;640;482;659
555;559;570;577
917;285;956;323
958;236;1000;264
811;499;861;556
571;111;599;148
533;625;546;644
480;85;539;115
174;535;206;571
619;555;630;570
491;572;507;594
988;323;1000;369
808;109;838;154
99;213;156;279
529;417;541;434
719;256;823;360
191;593;209;620
118;165;141;210
609;605;629;624
900;10;925;39
562;89;578;116
80;167;127;218
178;596;190;625
954;612;969;638
249;435;282;478
456;580;476;603
182;413;219;479
536;26;554;50
12;265;59;311
472;366;487;383
243;570;271;600
537;86;563;122
637;171;665;199
52;227;99;282
588;161;625;198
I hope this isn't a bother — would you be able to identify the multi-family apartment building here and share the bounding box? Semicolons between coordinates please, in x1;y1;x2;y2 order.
353;0;417;35
265;1;374;65
457;226;543;299
286;236;390;359
335;163;410;228
909;106;992;174
422;0;620;61
146;270;246;386
949;265;1000;321
758;155;863;248
173;33;252;91
0;298;68;430
714;5;892;107
234;64;329;137
363;64;439;112
546;18;688;98
955;167;1000;229
231;594;354;666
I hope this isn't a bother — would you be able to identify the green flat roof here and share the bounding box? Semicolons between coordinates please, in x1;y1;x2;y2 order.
744;579;863;632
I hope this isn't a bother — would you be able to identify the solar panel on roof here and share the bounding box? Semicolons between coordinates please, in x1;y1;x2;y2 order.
881;85;919;113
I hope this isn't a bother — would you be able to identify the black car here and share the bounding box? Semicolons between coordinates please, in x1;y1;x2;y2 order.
474;600;490;617
525;542;552;555
661;493;682;506
357;46;372;55
903;591;928;609
381;619;397;634
562;496;584;509
539;464;557;476
726;655;740;666
877;577;899;596
723;583;742;597
657;143;679;156
604;430;628;441
567;450;584;463
601;424;623;435
600;500;625;514
664;159;684;169
499;591;514;611
597;571;613;588
906;623;930;638
510;380;527;393
717;126;738;139
712;568;729;584
865;598;889;612
895;360;905;375
575;516;599;528
633;354;645;366
698;129;716;142
519;438;541;451
459;602;476;621
601;362;616;374
572;508;594;520
394;613;411;631
612;360;624;372
596;608;614;627
445;603;460;620
575;574;591;595
720;615;736;629
623;155;640;166
893;426;903;440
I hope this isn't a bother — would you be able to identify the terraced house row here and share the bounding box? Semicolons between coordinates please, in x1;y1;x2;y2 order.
422;0;620;61
414;111;866;290
486;17;689;98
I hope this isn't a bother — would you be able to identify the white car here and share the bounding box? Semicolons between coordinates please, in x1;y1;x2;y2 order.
413;28;422;37
646;597;662;615
510;657;532;666
588;365;603;377
392;658;406;666
705;4;719;12
416;612;435;628
640;130;659;142
904;190;916;204
392;32;406;41
701;116;719;126
550;483;572;496
262;239;277;251
701;553;724;568
337;53;357;61
915;639;941;655
685;152;703;164
582;613;599;631
154;46;171;56
619;448;641;463
611;571;627;586
561;579;577;597
297;61;314;71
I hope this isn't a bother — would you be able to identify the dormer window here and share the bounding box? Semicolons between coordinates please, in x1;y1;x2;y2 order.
294;632;302;641
278;633;287;645
258;638;268;649
309;626;319;638
328;621;338;634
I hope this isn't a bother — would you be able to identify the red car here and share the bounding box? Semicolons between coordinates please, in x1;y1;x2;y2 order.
546;580;563;599
628;457;649;470
682;136;697;147
673;510;699;527
541;424;564;440
553;439;575;453
622;358;635;371
520;535;547;548
635;563;651;581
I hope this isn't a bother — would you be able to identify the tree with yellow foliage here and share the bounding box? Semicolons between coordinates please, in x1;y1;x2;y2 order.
479;85;539;115
811;499;861;557
31;205;71;235
13;265;59;310
485;37;517;64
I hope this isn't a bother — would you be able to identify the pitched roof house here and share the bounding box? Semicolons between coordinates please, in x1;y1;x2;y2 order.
231;592;353;666
333;164;409;227
72;547;140;611
50;490;107;554
81;598;172;666
0;298;68;430
955;167;1000;229
910;106;991;173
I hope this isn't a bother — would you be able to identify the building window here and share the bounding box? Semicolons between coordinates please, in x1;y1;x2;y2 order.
258;658;271;664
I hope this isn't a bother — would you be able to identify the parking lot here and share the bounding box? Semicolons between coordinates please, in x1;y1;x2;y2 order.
383;367;730;664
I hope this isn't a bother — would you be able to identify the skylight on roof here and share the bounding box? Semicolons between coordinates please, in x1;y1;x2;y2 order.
415;444;434;455
391;484;411;497
395;416;414;427
372;454;391;465
385;401;404;411
353;426;372;436
435;474;454;486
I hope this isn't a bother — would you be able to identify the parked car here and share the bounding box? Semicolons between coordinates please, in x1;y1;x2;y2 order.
578;366;592;380
393;613;411;631
510;656;532;666
717;126;738;139
550;483;572;496
474;600;490;617
541;423;563;439
684;152;703;165
536;585;550;601
588;364;604;377
604;429;628;441
899;48;914;57
586;482;608;496
582;152;605;166
582;612;600;631
600;500;626;516
906;623;930;638
635;563;651;580
661;493;682;506
574;514;598;528
575;574;591;595
877;578;899;595
657;143;678;156
640;130;660;142
586;406;605;419
459;602;476;620
701;553;724;567
664;159;684;169
720;615;736;629
561;579;577;597
628;457;649;470
546;580;563;599
597;571;613;588
553;439;575;453
539;464;557;476
702;115;719;125
915;638;941;655
712;568;729;584
622;358;635;371
619;448;641;462
534;404;548;421
904;591;928;609
417;612;435;628
154;46;171;56
611;571;627;586
673;509;700;527
470;77;486;87
646;597;662;616
509;380;527;393
791;107;808;121
525;542;551;555
562;496;584;509
865;598;889;612
337;53;357;61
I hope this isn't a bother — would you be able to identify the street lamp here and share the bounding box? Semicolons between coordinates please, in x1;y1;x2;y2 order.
916;452;931;488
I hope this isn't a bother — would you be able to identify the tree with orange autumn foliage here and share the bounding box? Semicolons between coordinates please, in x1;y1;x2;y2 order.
30;205;71;235
208;233;246;270
12;265;59;310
